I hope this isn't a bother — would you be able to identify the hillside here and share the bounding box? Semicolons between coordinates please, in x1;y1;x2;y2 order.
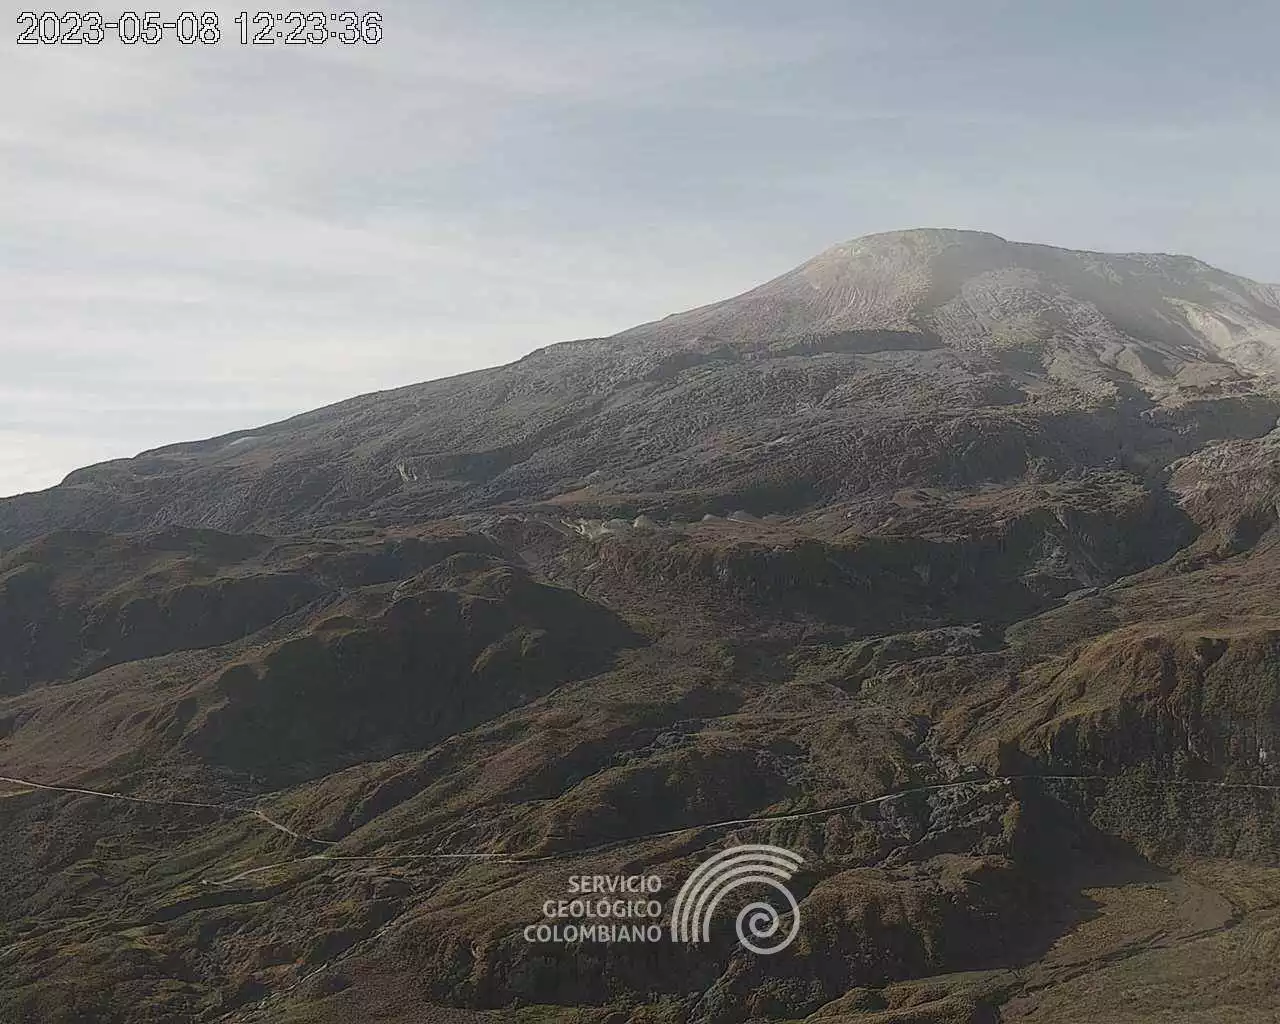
2;230;1280;1024
3;229;1279;545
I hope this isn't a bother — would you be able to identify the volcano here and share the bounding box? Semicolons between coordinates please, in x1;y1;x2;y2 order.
2;230;1280;1024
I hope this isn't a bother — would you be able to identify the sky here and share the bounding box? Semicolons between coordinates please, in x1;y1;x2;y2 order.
3;0;1278;497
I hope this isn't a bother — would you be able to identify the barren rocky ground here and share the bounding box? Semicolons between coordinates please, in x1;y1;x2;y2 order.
2;229;1280;1023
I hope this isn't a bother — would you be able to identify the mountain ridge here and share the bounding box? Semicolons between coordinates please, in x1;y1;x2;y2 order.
3;228;1279;546
4;229;1280;1023
612;227;1280;379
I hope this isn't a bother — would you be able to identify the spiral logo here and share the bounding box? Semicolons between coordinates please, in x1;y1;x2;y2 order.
670;844;803;955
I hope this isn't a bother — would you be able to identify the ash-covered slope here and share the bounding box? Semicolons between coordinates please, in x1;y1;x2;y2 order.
617;228;1280;383
2;229;1278;546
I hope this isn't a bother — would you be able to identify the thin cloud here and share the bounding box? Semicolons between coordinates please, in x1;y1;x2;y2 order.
2;0;1278;496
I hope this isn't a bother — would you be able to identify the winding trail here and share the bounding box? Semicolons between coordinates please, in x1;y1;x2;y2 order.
7;773;1280;875
0;773;336;847
9;766;1280;1023
7;769;1280;886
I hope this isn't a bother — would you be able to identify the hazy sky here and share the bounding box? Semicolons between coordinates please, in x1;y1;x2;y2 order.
3;0;1277;496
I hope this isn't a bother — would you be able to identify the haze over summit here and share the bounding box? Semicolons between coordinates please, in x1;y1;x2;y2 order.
4;0;1279;496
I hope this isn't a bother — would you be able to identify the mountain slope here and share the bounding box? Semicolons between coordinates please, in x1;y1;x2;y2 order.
617;229;1280;380
2;230;1280;1024
2;230;1279;547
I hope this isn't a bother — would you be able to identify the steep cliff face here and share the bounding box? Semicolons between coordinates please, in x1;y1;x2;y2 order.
561;483;1191;636
1169;428;1280;554
964;629;1280;778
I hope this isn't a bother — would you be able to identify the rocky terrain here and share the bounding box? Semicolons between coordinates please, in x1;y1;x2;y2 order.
2;229;1280;1024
